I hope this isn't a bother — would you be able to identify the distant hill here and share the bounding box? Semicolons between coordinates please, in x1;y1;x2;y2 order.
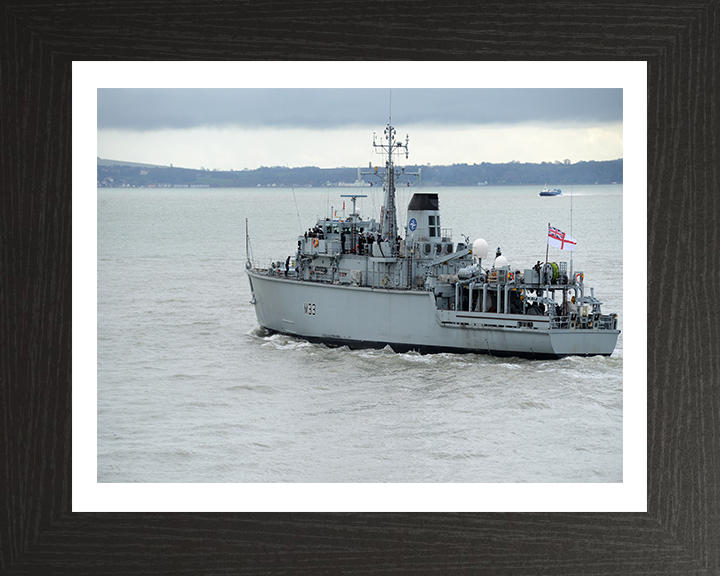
97;159;623;188
97;157;169;168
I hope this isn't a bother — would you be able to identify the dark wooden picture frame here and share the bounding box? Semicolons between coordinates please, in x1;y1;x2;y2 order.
2;2;718;574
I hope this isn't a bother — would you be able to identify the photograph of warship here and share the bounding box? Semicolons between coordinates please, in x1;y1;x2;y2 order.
245;121;620;359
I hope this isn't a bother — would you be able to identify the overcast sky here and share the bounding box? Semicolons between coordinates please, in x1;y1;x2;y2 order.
97;88;623;170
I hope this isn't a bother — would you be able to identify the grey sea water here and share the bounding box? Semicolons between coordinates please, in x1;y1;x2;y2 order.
97;185;623;483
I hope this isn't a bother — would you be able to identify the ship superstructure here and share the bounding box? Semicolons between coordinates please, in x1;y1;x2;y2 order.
245;121;619;359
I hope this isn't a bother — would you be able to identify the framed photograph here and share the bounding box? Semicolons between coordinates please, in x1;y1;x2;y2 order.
2;3;717;574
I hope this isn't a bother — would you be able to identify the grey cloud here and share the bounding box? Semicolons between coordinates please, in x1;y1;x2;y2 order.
97;88;622;131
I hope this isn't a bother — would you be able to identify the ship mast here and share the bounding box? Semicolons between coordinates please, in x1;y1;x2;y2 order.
373;121;409;242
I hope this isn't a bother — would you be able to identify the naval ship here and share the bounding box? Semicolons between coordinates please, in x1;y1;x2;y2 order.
245;121;620;359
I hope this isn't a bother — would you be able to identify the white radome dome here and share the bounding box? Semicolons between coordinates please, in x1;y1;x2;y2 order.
494;255;508;268
472;238;488;260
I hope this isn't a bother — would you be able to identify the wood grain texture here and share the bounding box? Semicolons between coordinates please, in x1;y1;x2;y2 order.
1;1;718;574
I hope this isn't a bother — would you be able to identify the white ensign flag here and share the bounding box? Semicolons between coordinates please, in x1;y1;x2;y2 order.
547;225;577;251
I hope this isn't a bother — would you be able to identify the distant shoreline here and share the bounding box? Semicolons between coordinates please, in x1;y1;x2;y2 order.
97;158;622;188
96;183;623;191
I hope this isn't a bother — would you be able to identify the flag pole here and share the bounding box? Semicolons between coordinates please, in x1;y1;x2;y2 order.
545;222;549;268
545;223;550;301
570;185;573;278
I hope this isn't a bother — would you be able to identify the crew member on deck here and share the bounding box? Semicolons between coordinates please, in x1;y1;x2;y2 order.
568;295;578;314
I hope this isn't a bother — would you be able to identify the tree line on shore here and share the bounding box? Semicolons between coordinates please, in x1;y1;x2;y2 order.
97;158;622;188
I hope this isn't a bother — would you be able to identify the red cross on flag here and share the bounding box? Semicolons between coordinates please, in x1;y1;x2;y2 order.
548;225;577;251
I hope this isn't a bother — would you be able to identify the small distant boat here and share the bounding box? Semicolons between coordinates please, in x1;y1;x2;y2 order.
540;185;562;197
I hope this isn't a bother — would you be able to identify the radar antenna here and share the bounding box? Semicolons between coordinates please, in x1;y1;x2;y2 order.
359;119;417;246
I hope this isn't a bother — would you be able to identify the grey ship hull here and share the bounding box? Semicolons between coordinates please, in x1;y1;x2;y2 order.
244;120;619;359
247;269;619;359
